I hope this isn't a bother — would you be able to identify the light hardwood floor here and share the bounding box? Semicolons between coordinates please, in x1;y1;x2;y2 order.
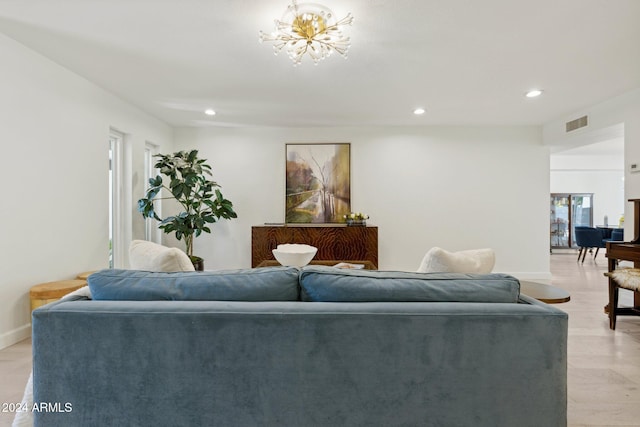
555;250;640;427
0;338;31;427
1;252;639;426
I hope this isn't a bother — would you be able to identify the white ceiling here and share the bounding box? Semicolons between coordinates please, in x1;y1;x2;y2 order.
1;0;639;128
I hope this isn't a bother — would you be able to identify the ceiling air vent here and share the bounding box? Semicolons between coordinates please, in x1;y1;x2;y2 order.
565;115;588;132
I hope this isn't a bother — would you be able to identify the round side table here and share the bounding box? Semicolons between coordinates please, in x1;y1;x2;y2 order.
30;279;87;312
76;271;98;280
520;281;570;304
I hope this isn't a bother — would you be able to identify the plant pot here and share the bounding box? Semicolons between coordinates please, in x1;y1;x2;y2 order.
346;219;366;227
189;255;204;271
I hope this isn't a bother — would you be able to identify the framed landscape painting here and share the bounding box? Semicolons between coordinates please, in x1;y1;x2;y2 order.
285;143;351;223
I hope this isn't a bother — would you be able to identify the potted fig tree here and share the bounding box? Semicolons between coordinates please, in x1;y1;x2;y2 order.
137;149;237;270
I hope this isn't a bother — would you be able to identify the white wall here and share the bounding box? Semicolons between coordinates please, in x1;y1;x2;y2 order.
544;89;640;239
173;126;550;278
0;34;173;349
550;154;625;228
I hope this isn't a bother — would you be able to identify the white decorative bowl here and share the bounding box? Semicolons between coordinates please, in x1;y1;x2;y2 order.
272;244;318;267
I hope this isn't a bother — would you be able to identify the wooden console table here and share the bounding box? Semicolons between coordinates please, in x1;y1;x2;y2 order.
251;225;378;268
257;260;377;270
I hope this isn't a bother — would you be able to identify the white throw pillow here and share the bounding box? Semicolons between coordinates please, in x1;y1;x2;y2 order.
129;240;195;272
417;247;495;274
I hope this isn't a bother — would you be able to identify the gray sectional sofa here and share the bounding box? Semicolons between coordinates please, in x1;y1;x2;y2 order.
32;266;567;427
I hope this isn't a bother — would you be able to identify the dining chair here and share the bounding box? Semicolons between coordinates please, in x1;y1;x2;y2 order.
574;226;606;263
610;228;624;242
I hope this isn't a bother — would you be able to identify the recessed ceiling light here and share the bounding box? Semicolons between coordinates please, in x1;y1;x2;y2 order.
204;109;216;116
525;89;543;98
413;108;426;115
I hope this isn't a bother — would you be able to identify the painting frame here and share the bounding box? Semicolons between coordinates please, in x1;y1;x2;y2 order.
285;143;351;224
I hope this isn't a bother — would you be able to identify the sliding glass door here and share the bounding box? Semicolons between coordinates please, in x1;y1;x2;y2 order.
550;193;593;249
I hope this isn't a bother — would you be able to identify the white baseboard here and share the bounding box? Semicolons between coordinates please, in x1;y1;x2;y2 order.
0;323;31;350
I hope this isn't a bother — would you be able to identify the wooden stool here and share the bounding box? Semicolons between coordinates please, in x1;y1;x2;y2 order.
30;279;87;312
605;268;640;330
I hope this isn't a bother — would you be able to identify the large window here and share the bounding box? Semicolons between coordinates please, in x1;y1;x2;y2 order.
144;142;161;243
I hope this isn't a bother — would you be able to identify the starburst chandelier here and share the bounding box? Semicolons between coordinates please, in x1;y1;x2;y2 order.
259;1;354;66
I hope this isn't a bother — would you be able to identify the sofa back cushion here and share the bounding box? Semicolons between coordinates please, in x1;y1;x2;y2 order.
88;267;300;301
299;266;520;303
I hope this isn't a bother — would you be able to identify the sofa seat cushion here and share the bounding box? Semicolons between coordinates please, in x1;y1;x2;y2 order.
88;267;300;301
299;266;519;303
